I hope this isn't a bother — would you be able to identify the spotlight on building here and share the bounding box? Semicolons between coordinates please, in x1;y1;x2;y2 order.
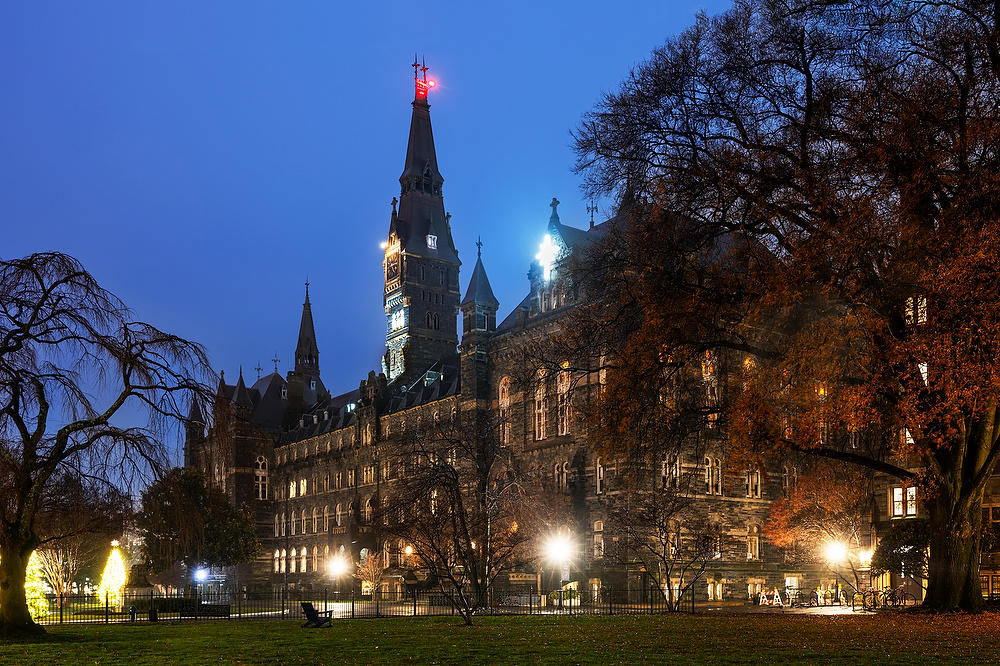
823;541;848;565
858;549;874;568
193;567;209;582
404;545;413;557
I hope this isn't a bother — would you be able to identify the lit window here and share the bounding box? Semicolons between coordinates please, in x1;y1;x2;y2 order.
905;295;928;326
704;458;723;495
254;457;268;500
534;369;548;440
891;487;905;517
745;468;761;499
595;457;605;495
906;487;917;516
299;478;307;495
323;506;329;532
312;507;318;532
426;234;438;250
593;521;604;559
557;365;571;436
290;548;297;573
336;503;342;526
498;377;511;445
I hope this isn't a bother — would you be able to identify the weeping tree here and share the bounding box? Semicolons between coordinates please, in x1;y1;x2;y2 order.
569;0;1000;610
0;252;211;635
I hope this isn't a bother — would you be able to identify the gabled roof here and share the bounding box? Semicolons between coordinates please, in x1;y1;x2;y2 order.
231;369;253;407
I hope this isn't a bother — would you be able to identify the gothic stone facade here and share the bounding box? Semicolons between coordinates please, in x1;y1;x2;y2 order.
189;68;848;602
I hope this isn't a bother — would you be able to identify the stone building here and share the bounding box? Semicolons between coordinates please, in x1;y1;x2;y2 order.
188;64;857;603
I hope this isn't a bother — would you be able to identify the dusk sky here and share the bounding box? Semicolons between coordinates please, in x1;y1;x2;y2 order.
2;1;727;457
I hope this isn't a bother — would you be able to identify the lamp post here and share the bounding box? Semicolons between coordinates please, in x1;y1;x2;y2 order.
543;532;574;607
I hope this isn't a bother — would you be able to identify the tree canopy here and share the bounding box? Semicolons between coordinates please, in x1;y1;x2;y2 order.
137;467;258;576
567;0;1000;610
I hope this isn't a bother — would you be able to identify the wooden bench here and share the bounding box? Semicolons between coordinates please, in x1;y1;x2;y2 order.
301;601;332;628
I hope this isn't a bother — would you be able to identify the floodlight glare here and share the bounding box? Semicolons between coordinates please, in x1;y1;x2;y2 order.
194;567;209;582
823;541;848;565
327;555;349;578
543;533;573;565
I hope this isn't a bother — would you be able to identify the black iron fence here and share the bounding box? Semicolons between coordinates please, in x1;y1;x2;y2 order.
33;586;695;625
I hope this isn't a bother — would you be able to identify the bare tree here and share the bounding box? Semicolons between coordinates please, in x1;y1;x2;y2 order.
607;473;718;611
382;409;540;625
355;550;388;594
0;252;211;635
33;474;130;602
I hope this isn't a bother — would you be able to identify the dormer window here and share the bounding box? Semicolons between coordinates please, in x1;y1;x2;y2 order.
310;379;317;390
426;234;438;250
281;386;288;400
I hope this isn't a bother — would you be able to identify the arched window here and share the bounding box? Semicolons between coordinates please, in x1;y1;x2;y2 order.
704;457;723;495
499;376;511;445
364;498;373;523
534;369;548;440
273;549;280;573
323;505;329;532
433;313;440;330
300;549;307;573
312;546;318;572
557;365;571;436
301;509;308;533
290;512;297;535
336;503;343;526
746;525;761;561
254;456;268;500
281;512;286;537
595;457;605;495
290;548;297;573
426;312;433;328
312;507;319;532
274;514;279;538
280;549;287;573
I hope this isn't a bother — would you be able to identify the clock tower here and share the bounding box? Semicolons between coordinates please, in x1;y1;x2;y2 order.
382;61;461;387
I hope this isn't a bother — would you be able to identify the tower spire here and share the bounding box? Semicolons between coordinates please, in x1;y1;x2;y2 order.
294;282;320;376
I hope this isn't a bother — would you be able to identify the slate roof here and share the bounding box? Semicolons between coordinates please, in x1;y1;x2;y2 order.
461;252;499;308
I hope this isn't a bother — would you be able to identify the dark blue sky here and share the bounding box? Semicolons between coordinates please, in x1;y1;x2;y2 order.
2;1;727;452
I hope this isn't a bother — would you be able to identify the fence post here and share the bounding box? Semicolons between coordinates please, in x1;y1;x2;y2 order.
105;591;109;624
351;587;355;619
413;589;417;616
324;587;328;614
59;594;63;624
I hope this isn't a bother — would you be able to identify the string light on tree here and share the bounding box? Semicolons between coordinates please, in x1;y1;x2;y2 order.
24;552;48;620
97;540;127;610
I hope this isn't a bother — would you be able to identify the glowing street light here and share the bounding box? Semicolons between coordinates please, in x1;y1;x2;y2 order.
193;567;209;582
327;555;349;578
823;541;848;565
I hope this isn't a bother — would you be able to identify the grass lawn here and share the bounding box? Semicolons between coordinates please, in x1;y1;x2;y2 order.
2;613;999;664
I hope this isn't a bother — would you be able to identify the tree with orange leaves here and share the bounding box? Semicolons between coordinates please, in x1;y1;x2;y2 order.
564;0;1000;610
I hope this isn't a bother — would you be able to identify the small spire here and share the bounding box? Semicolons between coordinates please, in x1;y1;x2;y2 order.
391;196;398;215
232;367;252;406
476;236;483;258
272;353;280;373
587;199;598;230
304;278;310;304
549;197;561;224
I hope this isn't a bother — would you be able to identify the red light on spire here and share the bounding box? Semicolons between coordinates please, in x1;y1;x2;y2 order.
413;57;432;100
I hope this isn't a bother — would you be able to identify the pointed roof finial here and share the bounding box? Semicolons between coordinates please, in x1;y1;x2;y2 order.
476;236;483;258
391;196;398;215
549;197;561;224
254;362;263;380
304;278;311;304
272;353;280;373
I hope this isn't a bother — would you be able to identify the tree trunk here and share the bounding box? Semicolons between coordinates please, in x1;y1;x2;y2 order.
923;492;984;612
0;541;44;637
